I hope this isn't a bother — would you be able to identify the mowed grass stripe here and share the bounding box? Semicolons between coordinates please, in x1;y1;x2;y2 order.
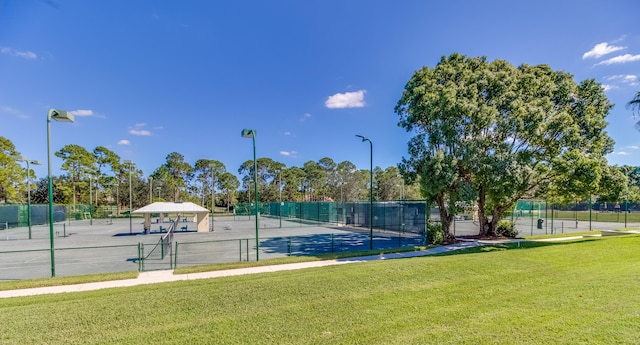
0;236;639;344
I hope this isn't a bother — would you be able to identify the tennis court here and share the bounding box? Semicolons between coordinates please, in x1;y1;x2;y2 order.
0;215;425;280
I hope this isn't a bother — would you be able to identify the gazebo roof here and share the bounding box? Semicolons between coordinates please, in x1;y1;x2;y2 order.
132;202;210;214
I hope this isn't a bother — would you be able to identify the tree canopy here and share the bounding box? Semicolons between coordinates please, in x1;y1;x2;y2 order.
396;53;615;238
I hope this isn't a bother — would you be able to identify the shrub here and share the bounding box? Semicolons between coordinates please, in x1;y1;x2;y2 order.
426;221;444;244
496;220;518;238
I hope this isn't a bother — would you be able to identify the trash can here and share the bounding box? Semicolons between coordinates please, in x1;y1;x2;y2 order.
537;218;544;229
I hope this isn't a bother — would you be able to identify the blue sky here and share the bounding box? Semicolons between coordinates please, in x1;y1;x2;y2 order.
1;0;639;180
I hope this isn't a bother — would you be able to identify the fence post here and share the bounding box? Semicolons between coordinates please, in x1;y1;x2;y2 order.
287;237;291;256
141;243;145;271
331;233;334;254
246;239;249;262
239;239;242;261
172;241;178;269
137;243;142;272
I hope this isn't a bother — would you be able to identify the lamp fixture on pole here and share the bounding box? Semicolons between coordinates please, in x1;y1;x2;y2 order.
89;175;93;226
209;163;217;232
47;108;74;277
241;129;260;261
124;160;134;235
149;176;153;203
15;156;42;240
356;134;373;250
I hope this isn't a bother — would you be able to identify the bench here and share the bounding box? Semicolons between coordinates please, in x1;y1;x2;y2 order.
180;226;188;231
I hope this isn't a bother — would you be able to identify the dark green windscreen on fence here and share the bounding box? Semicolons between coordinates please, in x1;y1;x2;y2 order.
0;204;67;229
234;201;429;234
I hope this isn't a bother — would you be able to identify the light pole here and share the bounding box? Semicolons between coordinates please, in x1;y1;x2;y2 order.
356;134;373;250
156;186;161;199
149;176;153;203
47;108;74;277
89;176;93;225
115;181;119;216
15;156;42;239
625;187;628;228
124;160;134;235
209;163;217;232
278;169;283;228
241;129;259;261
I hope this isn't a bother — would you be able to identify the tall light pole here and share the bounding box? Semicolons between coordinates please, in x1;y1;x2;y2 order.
47;108;74;277
15;156;42;239
149;176;153;203
209;163;217;232
88;176;93;225
124;160;134;235
241;129;259;261
356;134;373;250
279;170;283;228
115;181;119;215
156;186;161;199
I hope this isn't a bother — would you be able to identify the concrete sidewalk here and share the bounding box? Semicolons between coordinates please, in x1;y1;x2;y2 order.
0;240;507;299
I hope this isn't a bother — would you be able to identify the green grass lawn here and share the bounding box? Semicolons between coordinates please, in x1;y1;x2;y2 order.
1;236;639;344
0;272;139;292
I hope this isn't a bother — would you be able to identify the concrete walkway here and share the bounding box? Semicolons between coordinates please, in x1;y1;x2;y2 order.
0;240;509;299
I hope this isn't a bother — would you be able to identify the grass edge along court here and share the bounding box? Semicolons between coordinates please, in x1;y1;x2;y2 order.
0;235;639;345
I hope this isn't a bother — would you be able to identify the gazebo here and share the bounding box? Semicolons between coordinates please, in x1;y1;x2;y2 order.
132;202;211;233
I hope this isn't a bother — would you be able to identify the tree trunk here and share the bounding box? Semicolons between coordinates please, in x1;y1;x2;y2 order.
436;193;455;242
477;185;496;237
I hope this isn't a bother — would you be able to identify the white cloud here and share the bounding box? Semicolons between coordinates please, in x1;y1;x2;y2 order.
607;74;638;82
118;139;130;145
71;109;94;116
617;151;629;155
596;54;640;66
1;47;38;60
603;75;639;90
280;151;297;157
129;129;151;136
625;145;639;150
283;131;291;136
128;123;151;136
583;42;625;59
300;113;312;122
325;90;366;109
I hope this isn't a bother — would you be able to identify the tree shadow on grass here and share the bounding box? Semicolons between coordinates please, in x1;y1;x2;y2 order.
430;237;602;257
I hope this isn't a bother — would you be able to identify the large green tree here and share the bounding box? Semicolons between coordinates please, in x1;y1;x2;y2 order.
218;171;240;212
374;166;406;201
396;53;614;238
0;136;22;202
238;158;284;202
55;144;97;208
193;159;227;208
93;146;120;206
153;152;193;202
